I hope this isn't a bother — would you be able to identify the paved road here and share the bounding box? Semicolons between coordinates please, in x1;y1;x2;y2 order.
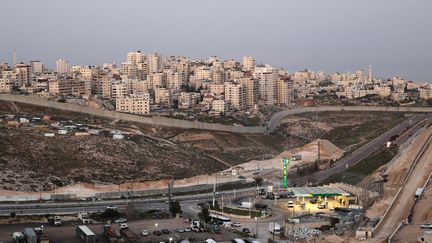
0;188;255;215
291;114;431;185
373;128;432;242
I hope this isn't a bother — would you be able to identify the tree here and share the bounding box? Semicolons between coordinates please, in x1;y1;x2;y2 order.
254;176;264;186
170;200;182;217
199;206;211;223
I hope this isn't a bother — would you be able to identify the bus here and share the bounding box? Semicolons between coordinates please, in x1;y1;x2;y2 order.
209;213;231;226
76;225;96;243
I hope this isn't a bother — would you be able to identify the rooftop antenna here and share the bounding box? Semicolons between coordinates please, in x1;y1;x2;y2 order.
13;49;16;66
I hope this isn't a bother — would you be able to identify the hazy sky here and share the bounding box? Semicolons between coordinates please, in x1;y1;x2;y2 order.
1;0;431;81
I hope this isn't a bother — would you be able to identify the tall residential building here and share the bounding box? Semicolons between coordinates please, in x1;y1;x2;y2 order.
224;82;246;110
276;78;293;106
56;59;70;74
14;64;31;85
121;62;138;79
127;51;146;64
253;66;277;106
239;77;258;109
243;55;255;71
30;61;44;74
149;53;163;73
93;76;112;98
116;93;150;114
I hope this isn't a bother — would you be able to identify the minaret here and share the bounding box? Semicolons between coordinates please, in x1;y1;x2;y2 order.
369;64;372;83
13;49;16;66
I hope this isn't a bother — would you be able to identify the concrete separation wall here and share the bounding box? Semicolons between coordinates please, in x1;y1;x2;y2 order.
0;94;265;134
2;94;432;133
267;105;432;131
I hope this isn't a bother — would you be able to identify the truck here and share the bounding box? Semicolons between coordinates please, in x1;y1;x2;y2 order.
78;212;91;224
12;232;25;243
239;201;254;209
76;225;96;243
23;228;37;243
120;228;138;242
415;188;424;198
48;216;62;226
269;222;281;236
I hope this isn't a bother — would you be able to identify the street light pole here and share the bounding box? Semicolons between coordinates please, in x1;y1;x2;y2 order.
255;217;258;239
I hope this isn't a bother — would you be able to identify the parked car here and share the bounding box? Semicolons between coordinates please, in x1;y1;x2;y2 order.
162;229;170;234
115;218;127;223
232;222;241;227
176;227;185;233
184;227;192;232
309;199;317;204
141;230;149;236
317;203;325;209
153;230;162;236
288;201;294;208
420;224;432;229
242;228;251;233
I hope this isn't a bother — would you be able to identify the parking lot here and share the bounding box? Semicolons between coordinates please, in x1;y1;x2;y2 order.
0;218;245;243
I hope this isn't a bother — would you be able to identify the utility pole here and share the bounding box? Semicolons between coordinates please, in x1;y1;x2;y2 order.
212;173;217;208
168;178;174;218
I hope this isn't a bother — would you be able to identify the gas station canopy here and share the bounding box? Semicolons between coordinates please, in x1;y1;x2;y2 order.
289;187;350;197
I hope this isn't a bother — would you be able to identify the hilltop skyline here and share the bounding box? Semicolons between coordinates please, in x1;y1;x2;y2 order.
1;0;432;81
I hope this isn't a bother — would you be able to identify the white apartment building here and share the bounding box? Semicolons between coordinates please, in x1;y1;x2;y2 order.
243;55;255;71
224;82;246;110
116;94;150;114
56;59;70;74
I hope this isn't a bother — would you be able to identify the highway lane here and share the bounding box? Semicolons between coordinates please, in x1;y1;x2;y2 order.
0;188;255;215
292;114;431;185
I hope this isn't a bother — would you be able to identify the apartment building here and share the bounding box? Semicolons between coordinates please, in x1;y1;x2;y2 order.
276;78;294;106
209;84;225;95
154;88;170;106
127;51;146;64
239;77;258;109
56;59;70;74
243;55;255;71
0;79;12;93
253;66;277;106
121;62;138;80
420;88;432;100
224;82;246;110
116;93;150;114
178;92;200;109
149;53;163;73
14;64;31;85
211;99;226;114
111;82;128;99
49;79;90;96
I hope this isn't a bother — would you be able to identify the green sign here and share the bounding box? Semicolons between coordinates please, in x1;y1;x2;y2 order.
283;157;290;188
